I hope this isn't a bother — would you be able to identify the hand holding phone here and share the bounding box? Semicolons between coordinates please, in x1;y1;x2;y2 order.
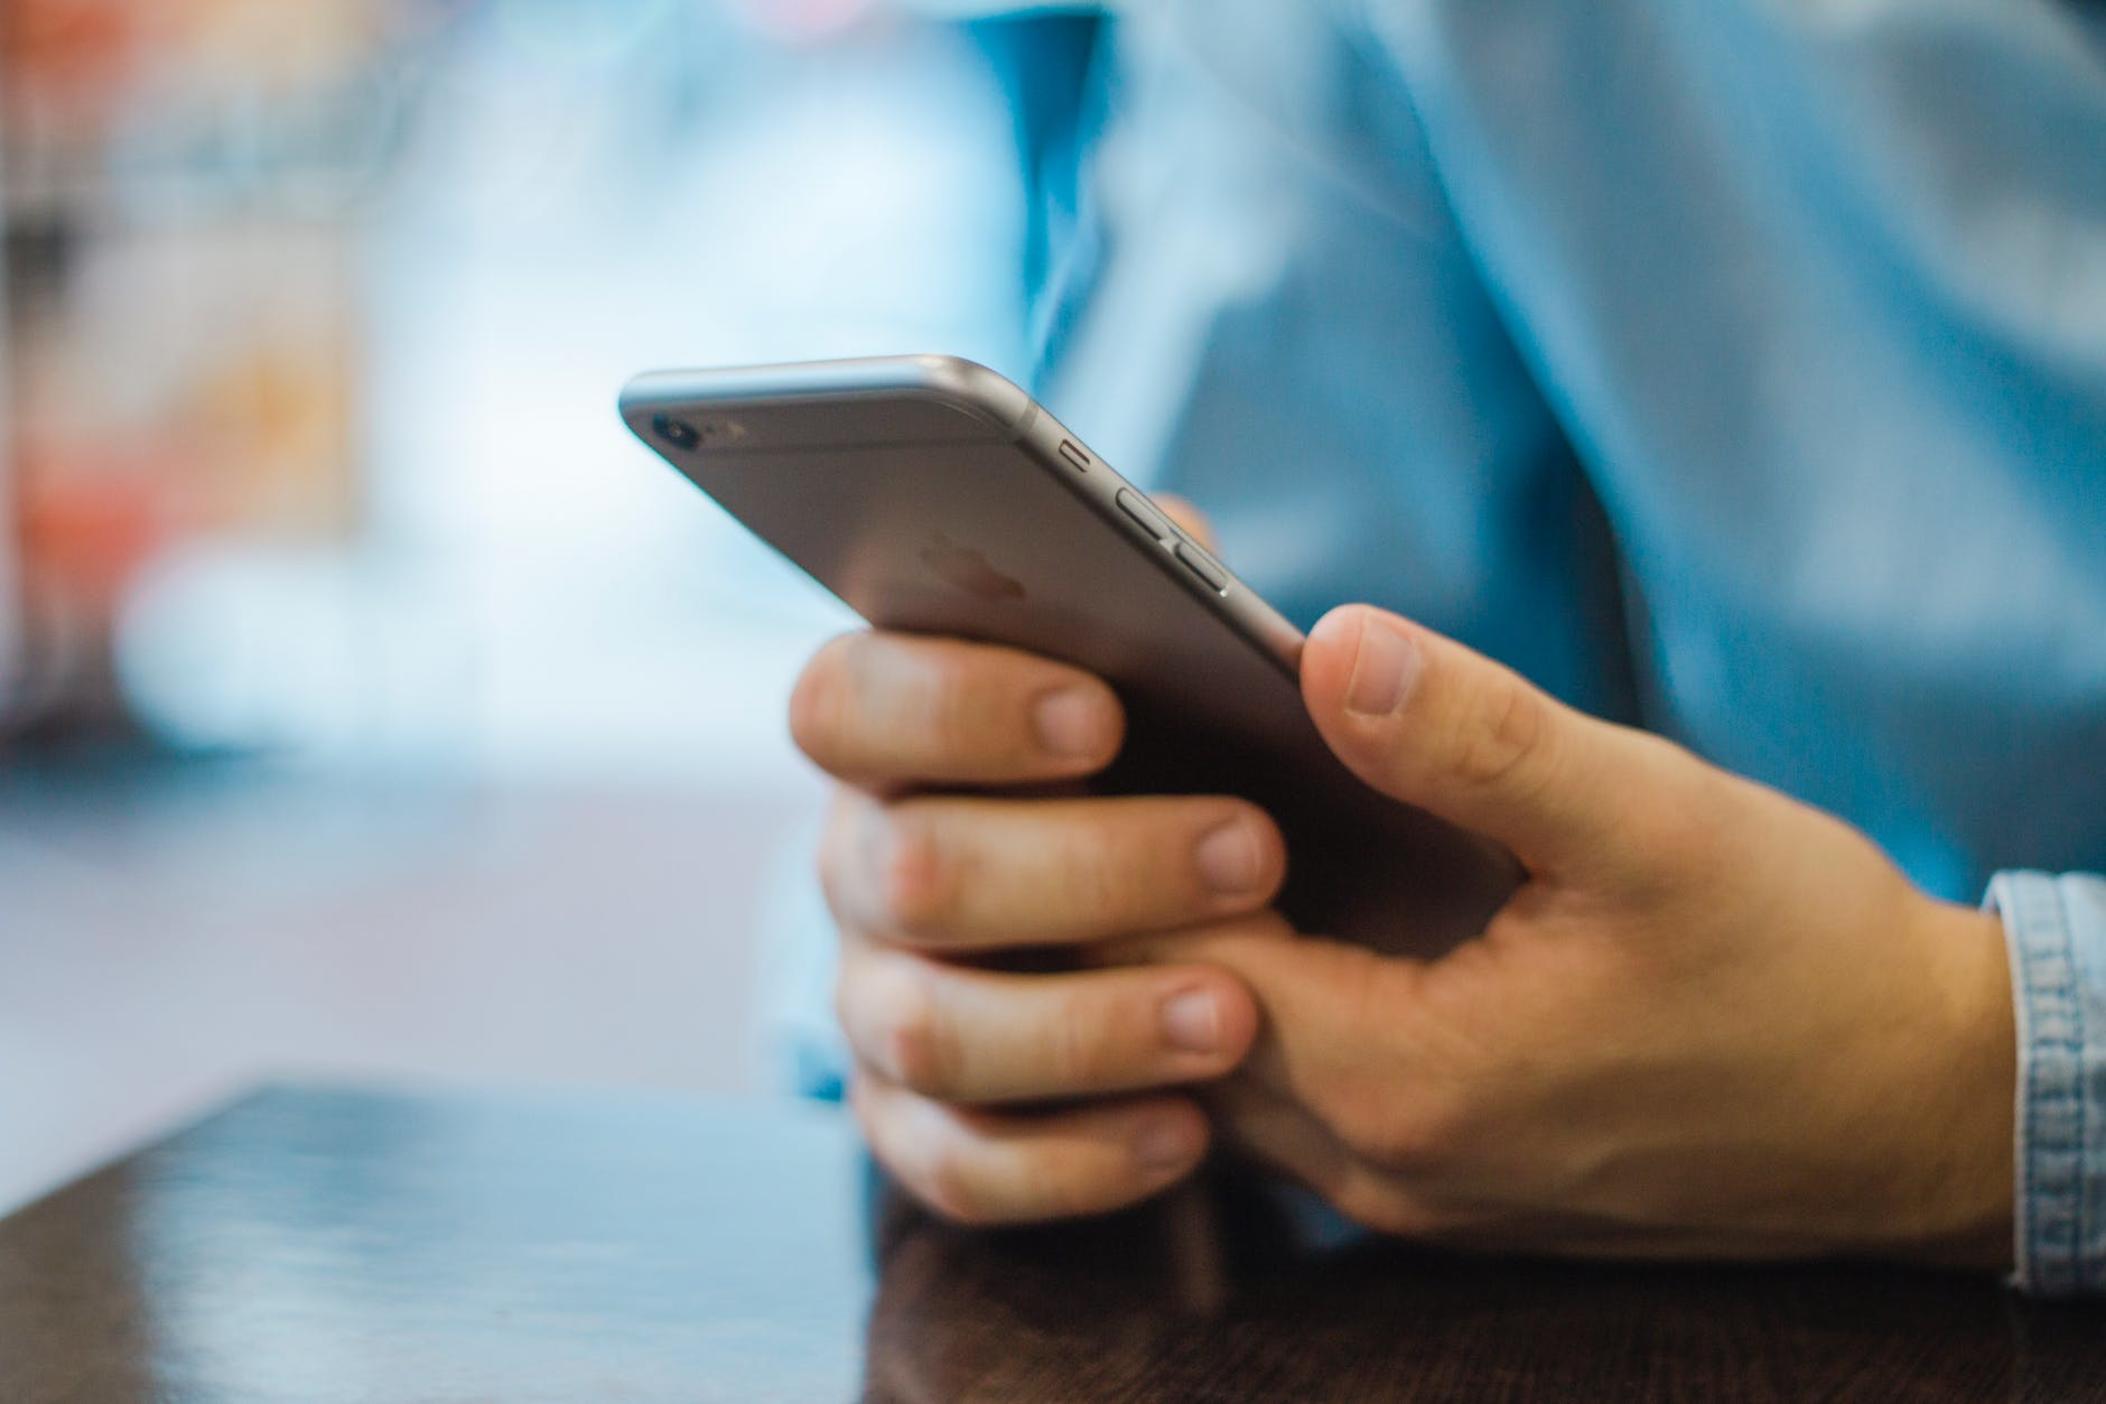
621;356;1520;1222
623;359;2022;1259
621;356;1519;954
800;618;1281;1219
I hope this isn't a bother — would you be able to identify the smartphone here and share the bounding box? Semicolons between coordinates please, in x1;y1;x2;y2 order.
620;356;1518;954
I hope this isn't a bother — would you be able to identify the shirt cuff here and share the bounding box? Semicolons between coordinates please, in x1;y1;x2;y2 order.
1987;871;2106;1296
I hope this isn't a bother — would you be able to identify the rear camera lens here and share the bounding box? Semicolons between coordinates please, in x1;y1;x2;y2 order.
653;415;701;451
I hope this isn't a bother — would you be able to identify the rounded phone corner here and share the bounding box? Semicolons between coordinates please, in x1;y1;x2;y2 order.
616;371;688;423
899;355;1035;439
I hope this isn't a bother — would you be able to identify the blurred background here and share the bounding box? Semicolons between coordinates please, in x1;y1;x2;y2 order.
0;0;1091;1211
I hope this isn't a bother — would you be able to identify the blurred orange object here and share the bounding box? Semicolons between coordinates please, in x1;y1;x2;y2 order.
16;441;176;612
2;0;377;724
0;0;146;124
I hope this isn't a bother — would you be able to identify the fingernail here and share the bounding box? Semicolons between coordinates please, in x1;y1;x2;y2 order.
1343;615;1422;717
1135;1117;1201;1173
1195;818;1265;897
1161;987;1225;1054
1034;687;1113;759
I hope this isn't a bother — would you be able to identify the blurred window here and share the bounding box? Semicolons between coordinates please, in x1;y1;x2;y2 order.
2;0;1028;788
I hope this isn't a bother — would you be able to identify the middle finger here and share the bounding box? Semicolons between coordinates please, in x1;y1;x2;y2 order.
825;790;1287;951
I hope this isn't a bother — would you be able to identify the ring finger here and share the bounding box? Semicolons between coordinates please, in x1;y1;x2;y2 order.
837;939;1260;1104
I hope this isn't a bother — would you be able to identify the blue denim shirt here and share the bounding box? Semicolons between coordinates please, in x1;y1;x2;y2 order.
1025;0;2106;1293
789;0;2106;1289
1992;874;2106;1293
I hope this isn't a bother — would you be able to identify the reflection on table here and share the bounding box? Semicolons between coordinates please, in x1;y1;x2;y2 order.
0;1085;2098;1403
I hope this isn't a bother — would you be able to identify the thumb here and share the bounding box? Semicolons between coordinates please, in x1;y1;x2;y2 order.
1300;605;1652;878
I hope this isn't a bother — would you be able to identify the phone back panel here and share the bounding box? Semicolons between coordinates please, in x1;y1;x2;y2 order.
622;357;1517;952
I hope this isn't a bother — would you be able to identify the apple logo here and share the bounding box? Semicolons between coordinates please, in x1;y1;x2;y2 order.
920;532;1027;602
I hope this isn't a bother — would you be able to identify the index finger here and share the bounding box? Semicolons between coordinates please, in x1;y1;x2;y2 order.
791;631;1125;789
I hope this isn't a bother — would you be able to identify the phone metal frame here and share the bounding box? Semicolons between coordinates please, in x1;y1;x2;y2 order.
621;355;1307;677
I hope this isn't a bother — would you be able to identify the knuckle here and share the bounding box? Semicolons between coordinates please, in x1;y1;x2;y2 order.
1044;990;1118;1088
1055;822;1129;928
921;651;998;760
816;796;862;919
847;1083;888;1159
845;1071;875;1130
871;965;958;1096
1322;1082;1464;1175
788;635;860;765
849;1079;921;1191
1449;671;1555;795
1601;735;1733;889
1388;1100;1468;1175
875;809;959;942
1312;1080;1389;1161
921;1146;994;1226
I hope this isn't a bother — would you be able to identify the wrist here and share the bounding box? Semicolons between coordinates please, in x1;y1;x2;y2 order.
1904;898;2017;1271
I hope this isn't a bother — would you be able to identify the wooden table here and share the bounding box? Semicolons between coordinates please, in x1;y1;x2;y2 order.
1;1086;2099;1402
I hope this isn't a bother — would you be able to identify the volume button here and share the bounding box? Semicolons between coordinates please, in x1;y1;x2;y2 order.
1116;488;1173;541
1174;542;1229;593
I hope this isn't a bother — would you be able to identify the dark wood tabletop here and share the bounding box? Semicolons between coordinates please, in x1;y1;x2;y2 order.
0;1086;2099;1403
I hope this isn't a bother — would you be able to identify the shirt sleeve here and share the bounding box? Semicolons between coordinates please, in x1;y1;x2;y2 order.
1988;871;2106;1296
